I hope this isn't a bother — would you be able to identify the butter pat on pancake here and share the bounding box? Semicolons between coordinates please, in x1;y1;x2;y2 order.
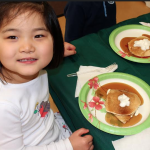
128;36;150;57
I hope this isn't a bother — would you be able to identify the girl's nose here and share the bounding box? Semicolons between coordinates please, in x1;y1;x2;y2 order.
19;41;35;53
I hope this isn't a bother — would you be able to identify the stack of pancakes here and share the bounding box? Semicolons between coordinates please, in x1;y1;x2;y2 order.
128;35;150;57
105;89;141;124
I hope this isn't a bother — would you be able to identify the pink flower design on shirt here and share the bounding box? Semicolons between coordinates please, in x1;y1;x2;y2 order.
89;96;104;110
88;77;99;89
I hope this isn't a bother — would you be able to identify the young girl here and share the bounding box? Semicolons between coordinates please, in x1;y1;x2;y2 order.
0;2;93;150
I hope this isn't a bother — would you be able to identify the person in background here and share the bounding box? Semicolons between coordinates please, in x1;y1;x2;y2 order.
64;1;116;43
0;2;93;150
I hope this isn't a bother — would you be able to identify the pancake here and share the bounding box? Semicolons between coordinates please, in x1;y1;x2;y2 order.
115;114;134;124
128;36;150;57
105;89;141;115
105;89;141;124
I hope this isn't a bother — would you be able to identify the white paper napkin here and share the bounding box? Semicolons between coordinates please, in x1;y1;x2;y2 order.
112;127;150;150
139;22;150;27
145;1;150;8
75;63;118;97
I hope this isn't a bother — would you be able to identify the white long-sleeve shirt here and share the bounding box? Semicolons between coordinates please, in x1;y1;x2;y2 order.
0;70;73;150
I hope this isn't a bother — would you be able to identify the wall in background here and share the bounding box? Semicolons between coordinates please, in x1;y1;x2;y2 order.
47;1;67;17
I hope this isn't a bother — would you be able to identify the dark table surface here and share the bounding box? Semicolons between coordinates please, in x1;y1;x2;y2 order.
47;13;150;150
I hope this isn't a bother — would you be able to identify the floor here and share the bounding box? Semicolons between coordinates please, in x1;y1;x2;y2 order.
50;1;150;112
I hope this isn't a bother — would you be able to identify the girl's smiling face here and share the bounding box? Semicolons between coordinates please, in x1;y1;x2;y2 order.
0;11;53;83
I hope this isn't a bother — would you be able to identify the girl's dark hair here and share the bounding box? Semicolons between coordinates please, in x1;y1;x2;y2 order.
0;1;64;72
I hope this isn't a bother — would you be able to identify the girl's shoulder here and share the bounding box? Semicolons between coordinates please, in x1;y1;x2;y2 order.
0;100;20;115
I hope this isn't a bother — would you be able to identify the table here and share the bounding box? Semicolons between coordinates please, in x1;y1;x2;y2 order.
47;13;150;150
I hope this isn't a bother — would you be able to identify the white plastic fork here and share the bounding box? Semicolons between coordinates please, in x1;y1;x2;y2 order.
67;62;118;77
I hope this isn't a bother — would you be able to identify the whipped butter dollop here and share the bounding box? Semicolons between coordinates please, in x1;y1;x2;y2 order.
134;39;150;51
134;109;139;116
118;94;130;107
107;89;111;95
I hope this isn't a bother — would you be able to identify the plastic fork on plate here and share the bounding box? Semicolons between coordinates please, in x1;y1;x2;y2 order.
67;62;118;77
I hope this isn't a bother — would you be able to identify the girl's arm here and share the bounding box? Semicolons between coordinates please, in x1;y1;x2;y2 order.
0;102;73;150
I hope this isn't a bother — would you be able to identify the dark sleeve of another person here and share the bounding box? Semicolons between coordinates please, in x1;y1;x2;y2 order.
64;2;86;43
104;1;116;28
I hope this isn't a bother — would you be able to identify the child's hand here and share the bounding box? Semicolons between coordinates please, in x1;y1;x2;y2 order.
69;128;94;150
64;42;76;57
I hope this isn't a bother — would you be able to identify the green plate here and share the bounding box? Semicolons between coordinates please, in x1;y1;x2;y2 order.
79;72;150;135
109;24;150;63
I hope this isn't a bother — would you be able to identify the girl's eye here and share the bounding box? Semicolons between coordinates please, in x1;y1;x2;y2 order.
35;35;44;38
8;36;18;39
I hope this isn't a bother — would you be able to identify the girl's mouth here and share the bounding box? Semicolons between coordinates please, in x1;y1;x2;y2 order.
18;58;37;62
17;58;37;63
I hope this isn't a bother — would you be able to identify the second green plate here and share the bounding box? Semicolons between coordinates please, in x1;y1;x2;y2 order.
109;24;150;63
